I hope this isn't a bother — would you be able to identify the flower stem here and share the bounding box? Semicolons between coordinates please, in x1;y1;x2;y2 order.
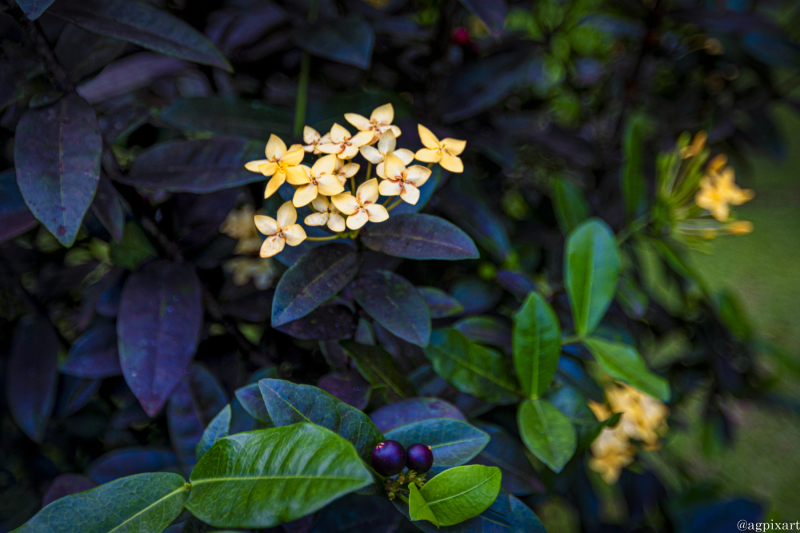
366;162;372;181
397;493;410;504
291;0;319;137
305;235;341;242
386;198;403;211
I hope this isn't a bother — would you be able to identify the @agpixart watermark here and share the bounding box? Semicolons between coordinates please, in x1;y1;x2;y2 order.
738;520;800;531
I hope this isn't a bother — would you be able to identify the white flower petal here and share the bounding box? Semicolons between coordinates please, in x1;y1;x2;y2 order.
254;215;278;236
379;179;402;196
303;126;320;144
305;212;329;226
339;163;360;178
360;145;384;165
260;234;285;257
266;134;286;160
311;195;330;212
331;192;360;215
330;123;350;143
277;201;297;228
365;203;389;223
371;103;394;125
346;209;369;230
357;178;380;204
312;154;338;176
417;124;440;149
395;149;415;166
328;213;346;232
441;152;464;173
345;113;371;131
415;148;441;163
383;152;406;179
282;224;307;246
317;143;342;155
293;184;318;207
377;129;396;154
405;165;431;186
264;173;285;198
285;165;310;185
400;185;420;205
281;147;305;166
350;130;375;148
339;144;359;159
317;174;345;196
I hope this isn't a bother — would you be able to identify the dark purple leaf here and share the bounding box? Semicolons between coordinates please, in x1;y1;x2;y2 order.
0;169;36;244
53;376;101;418
221;289;274;323
85;448;178;484
174;188;240;251
15;0;55;20
354;317;375;345
274;304;356;340
317;371;371;410
340;341;417;401
121;137;264;193
117;261;203;416
41;474;97;507
48;0;231;71
360;214;479;261
54;23;128;82
451;278;502;315
295;14;374;69
352;269;430;347
234;383;272;425
7;315;59;443
439;183;512;262
458;0;507;36
160;98;292;140
370;397;466;433
495;270;536;299
471;422;545;496
283;514;314;533
14;92;102;246
59;322;121;378
91;175;126;243
272;243;362;327
312;494;402;533
167;364;228;466
206;1;288;56
417;287;464;318
453;315;512;355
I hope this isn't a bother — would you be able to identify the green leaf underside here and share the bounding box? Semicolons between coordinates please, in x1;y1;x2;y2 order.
583;337;671;401
424;329;521;404
513;292;562;399
409;465;502;527
186;424;372;529
340;341;417;400
385;418;490;467
15;473;188;533
517;399;576;473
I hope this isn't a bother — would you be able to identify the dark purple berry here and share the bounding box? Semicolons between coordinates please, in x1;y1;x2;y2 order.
406;443;434;473
371;440;407;476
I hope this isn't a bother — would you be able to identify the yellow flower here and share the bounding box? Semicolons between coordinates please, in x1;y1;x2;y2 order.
290;154;345;207
360;130;415;177
345;103;401;143
305;195;346;233
223;257;278;289
220;205;262;254
331;178;389;230
332;158;360;187
378;152;432;205
254;201;307;257
303;126;330;155
727;220;753;235
695;166;754;221
318;123;374;159
680;131;707;159
589;427;635;484
414;124;466;173
245;134;307;199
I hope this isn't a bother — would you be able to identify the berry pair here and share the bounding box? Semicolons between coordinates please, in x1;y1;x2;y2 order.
371;440;433;476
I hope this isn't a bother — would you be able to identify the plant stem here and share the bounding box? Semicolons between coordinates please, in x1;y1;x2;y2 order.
365;162;372;181
386;198;403;211
397;493;410;504
305;235;341;242
616;213;651;245
292;0;319;137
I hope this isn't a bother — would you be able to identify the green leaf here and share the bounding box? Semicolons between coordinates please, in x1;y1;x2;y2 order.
186;424;372;529
385;418;489;467
160;98;291;140
424;329;521;404
196;404;231;462
564;218;621;337
340;341;417;401
360;213;479;260
258;379;384;463
15;473;188;533
109;221;157;270
621;112;649;219
583;337;670;401
552;177;589;235
517;399;576;473
513;293;561;399
409;465;502;527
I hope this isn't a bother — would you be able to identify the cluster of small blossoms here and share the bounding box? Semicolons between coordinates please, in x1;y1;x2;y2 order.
587;383;669;484
219;204;279;289
243;103;466;257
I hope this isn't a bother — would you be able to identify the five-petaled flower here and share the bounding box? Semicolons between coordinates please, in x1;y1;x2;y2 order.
361;130;414;177
414;125;466;173
291;154;345;207
220;204;262;254
303;126;330;155
245;134;307;199
331;178;389;230
332;158;360;187
318;123;374;159
305;195;346;233
345;103;401;143
695;165;754;221
254;201;307;257
378;152;431;205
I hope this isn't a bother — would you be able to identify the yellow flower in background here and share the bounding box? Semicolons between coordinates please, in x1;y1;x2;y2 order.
220;205;262;254
305;195;346;233
290;154;345;207
223;257;278;289
415;124;466;173
332;158;360;187
680;130;707;159
345;103;402;143
361;130;415;177
318;123;374;159
331;178;389;230
303;126;330;155
245;134;307;199
695;166;754;221
378;152;432;205
254;201;307;257
588;426;635;484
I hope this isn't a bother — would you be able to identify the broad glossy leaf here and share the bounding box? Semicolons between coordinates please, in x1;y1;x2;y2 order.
86;448;178;484
234;383;273;425
564;218;621;337
418;287;464;318
160;98;291;139
8;315;59;443
453;316;511;354
15;0;55;19
17;473;188;533
167;364;228;465
14;93;101;246
42;474;97;507
258;378;383;463
583;337;670;401
273;243;362;326
317;371;371;410
472;423;543;496
53;376;101;418
59;322;121;378
0;169;36;244
370;397;466;433
118;261;203;416
352;270;431;347
296;15;374;69
495;270;536;300
360;214;478;260
49;0;231;71
424;329;520;404
409;465;501;527
186;424;373;528
386;418;489;467
513;293;561;399
312;494;401;533
54;24;128;82
196;404;231;462
451;278;502;316
274;305;356;340
91;175;126;243
121;138;264;193
440;185;511;262
459;0;507;36
552;177;589;235
340;341;417;400
517;399;576;473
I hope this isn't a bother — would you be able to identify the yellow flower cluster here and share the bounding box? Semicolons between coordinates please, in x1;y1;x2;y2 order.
243;103;466;257
219;204;279;288
694;153;754;223
587;383;669;484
